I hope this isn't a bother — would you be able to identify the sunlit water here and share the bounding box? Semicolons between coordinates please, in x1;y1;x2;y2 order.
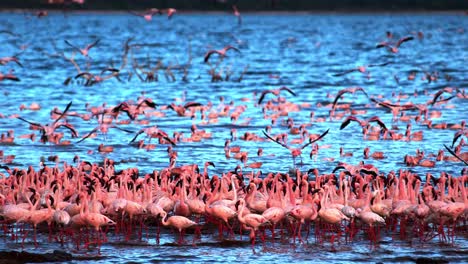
0;11;467;263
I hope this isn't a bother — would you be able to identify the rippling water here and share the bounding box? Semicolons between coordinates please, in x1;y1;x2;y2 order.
0;11;467;263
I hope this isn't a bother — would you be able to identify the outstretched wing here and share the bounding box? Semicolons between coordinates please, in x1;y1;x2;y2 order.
257;90;272;104
86;39;100;50
396;36;414;48
263;130;289;149
64;40;81;53
340;116;361;130
332;68;358;77
56;123;78;138
204;50;219;63
444;144;468;166
76;127;99;144
367;116;388;131
279;86;296;97
301;128;330;149
54;101;72;124
17;116;42;128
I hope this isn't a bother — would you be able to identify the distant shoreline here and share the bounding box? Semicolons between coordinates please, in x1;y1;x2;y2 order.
0;9;466;15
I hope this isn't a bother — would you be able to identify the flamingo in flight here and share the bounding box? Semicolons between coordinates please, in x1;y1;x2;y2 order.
0;71;20;82
263;128;329;167
331;87;368;110
376;36;414;53
0;56;23;67
17;101;78;144
75;68;120;86
332;62;391;77
257;86;296;104
129;8;161;21
204;45;240;63
340;115;388;132
65;39;100;57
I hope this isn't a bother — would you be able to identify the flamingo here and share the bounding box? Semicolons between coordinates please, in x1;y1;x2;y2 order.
0;56;23;67
0;71;20;82
65;39;100;57
376;36;414;53
204;45;240;63
232;5;241;25
340;115;388;132
332;62;391;77
160;211;198;244
161;8;177;19
263;128;329;167
17;101;78;144
236;198;269;247
257;86;296;104
129;8;161;21
331;87;368;110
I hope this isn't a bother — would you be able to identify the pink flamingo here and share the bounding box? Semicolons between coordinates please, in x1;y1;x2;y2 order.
263;128;329;167
160;211;198;244
376;36;414;53
204;45;240;63
65;39;100;57
257;86;296;104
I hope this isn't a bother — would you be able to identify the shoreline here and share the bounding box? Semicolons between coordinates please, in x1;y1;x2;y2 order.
0;9;466;15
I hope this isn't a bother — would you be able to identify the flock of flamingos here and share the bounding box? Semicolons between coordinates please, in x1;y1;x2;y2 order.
0;2;467;255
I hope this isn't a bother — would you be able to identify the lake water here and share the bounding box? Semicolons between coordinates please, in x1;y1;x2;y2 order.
0;11;467;263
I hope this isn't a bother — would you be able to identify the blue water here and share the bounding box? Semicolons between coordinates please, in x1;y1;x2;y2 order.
0;11;467;263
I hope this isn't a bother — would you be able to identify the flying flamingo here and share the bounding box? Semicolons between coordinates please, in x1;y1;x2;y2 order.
263;128;329;167
129;8;161;21
204;45;240;63
331;87;368;110
332;62;391;77
65;39;100;57
75;68;120;86
17;101;78;144
0;71;20;82
130;126;176;146
257;86;296;104
0;56;23;67
160;211;198;244
77;121;134;143
376;36;414;53
340;115;388;133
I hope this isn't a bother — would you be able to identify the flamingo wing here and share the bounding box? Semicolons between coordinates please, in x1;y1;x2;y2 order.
332;68;359;77
76;127;99;143
396;36;414;48
301;128;330;149
129;129;145;143
279;86;296;97
340;116;360;130
56;123;78;138
367;116;388;131
225;45;240;53
257;90;272;104
86;39;100;50
17;117;42;128
64;40;81;53
263;130;289;150
204;50;219;63
444;144;468;166
53;101;73;124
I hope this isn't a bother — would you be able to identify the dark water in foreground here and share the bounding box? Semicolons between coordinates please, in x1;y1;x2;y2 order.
0;11;467;263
